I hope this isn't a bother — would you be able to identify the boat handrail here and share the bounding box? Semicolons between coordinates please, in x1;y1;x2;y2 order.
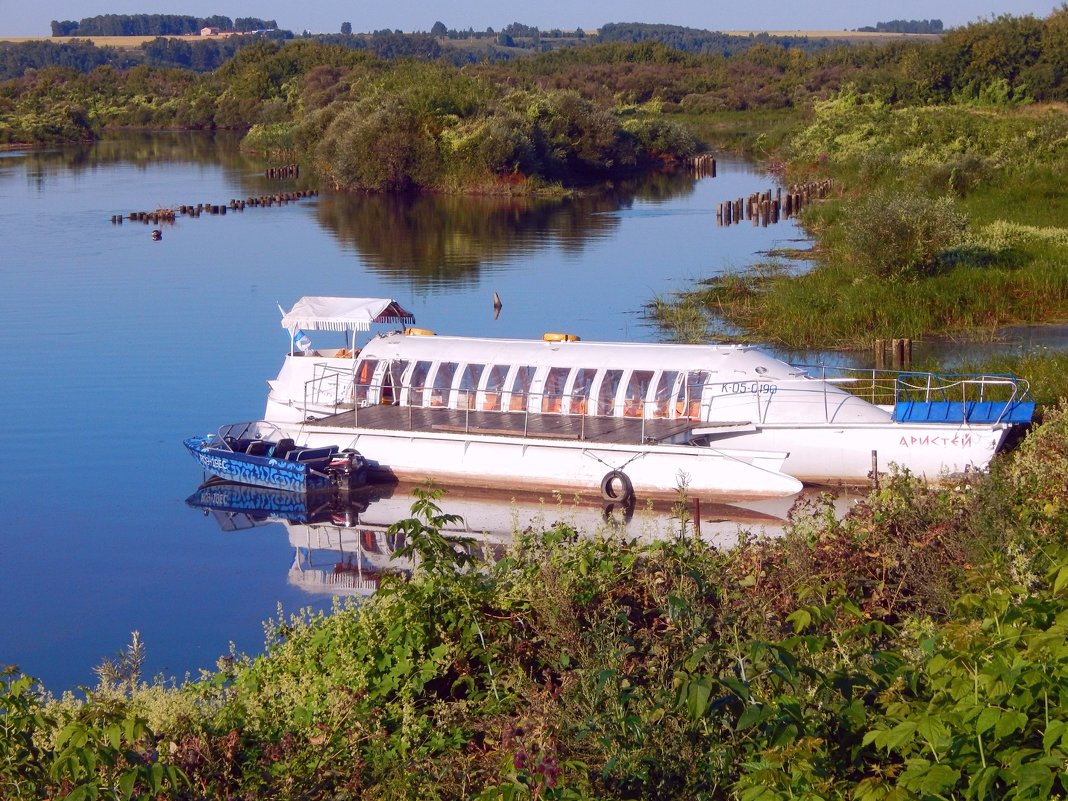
891;371;1034;425
327;380;719;444
792;364;1033;420
302;363;357;412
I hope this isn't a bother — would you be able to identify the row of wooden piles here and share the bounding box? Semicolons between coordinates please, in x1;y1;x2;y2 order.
110;189;319;225
717;179;833;227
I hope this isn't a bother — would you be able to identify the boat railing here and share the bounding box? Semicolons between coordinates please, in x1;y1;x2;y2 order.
892;371;1034;424
303;364;356;412
342;382;672;443
796;364;1035;425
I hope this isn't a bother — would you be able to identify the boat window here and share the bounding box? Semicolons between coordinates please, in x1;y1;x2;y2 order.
481;364;507;411
596;369;623;416
652;370;680;418
681;370;710;419
457;363;484;410
352;359;379;405
430;362;457;407
624;370;654;417
408;361;431;407
508;365;536;412
541;366;569;413
569;368;596;415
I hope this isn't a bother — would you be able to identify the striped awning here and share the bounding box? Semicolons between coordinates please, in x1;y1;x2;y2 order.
279;297;415;333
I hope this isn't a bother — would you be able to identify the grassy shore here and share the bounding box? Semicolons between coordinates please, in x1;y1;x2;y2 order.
651;102;1068;386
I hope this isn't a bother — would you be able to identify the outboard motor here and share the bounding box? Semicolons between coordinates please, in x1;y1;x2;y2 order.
327;449;368;490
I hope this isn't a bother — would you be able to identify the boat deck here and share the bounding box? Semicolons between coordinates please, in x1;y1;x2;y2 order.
309;405;705;445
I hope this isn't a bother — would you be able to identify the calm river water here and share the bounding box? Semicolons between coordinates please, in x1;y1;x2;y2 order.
0;131;820;691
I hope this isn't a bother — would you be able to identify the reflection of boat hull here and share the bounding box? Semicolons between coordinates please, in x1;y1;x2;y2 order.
186;481;391;525
186;476;859;596
188;482;326;520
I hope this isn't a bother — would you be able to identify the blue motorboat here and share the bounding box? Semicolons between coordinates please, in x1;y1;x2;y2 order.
184;421;367;492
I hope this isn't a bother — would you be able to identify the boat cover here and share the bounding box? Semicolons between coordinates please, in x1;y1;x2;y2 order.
280;297;415;333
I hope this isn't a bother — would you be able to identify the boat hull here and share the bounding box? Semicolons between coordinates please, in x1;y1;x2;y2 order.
184;437;339;492
695;422;1008;484
278;423;803;500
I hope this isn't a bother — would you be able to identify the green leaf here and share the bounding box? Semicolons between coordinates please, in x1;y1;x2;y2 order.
683;644;715;672
862;728;884;748
149;762;165;792
970;764;1000;800
994;710;1027;739
1012;761;1055;797
976;707;1000;735
916;715;949;746
682;677;713;720
739;784;776;801
55;722;82;748
1052;564;1068;595
1044;720;1066;755
119;770;137;800
737;702;768;731
885;720;918;750
902;760;960;795
786;608;812;633
717;676;751;700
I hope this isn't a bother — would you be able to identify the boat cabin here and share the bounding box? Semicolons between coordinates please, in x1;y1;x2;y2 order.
346;331;884;425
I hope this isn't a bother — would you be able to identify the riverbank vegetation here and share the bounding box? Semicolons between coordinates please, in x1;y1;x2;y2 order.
2;404;1068;799
646;8;1068;360
5;9;1066;189
651;95;1068;350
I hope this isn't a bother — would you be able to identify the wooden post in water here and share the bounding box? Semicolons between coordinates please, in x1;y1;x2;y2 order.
693;498;701;539
875;339;886;369
892;338;905;369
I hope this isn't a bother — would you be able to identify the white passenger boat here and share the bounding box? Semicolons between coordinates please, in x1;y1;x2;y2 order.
264;297;1034;494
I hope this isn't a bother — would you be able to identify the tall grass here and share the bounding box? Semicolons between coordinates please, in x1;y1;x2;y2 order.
657;94;1068;352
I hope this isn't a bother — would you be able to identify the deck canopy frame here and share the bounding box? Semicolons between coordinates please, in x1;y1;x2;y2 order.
280;296;416;355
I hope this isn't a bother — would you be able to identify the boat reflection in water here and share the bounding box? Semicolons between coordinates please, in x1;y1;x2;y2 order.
185;480;858;596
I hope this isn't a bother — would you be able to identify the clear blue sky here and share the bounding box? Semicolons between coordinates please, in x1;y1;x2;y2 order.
2;0;1060;36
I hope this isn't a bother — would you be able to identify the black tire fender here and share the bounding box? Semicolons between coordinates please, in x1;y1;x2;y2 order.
600;469;634;503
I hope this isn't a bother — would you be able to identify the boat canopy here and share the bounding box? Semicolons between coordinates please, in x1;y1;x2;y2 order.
280;297;415;334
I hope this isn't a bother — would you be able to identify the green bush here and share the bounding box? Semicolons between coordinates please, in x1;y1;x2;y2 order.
839;191;968;280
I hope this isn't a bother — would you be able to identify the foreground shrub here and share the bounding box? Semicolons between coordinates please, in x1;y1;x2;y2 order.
839;191;968;281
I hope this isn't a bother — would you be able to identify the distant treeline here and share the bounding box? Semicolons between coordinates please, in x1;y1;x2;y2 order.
3;9;1067;151
1;19;921;81
594;22;835;56
50;14;279;37
858;19;944;34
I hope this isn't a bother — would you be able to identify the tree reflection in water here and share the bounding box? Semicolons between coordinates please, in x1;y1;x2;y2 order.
313;169;703;286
